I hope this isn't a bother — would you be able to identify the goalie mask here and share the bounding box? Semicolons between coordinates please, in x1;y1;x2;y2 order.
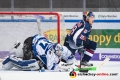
52;43;63;58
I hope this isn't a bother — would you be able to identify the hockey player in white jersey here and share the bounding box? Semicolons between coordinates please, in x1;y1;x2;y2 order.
2;34;78;71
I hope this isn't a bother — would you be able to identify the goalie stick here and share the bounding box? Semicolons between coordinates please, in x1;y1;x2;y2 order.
39;69;69;72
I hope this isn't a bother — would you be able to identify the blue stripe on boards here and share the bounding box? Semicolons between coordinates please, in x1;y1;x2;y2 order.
0;19;120;23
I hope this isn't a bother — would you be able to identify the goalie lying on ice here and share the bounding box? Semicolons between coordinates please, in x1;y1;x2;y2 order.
2;34;78;72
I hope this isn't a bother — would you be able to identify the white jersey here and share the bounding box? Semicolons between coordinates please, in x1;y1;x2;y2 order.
9;34;78;71
32;34;60;70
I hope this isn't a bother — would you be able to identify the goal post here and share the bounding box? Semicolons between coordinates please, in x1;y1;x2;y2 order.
0;12;66;53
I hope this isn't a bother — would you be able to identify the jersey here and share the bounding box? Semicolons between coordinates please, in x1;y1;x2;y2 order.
32;34;60;70
68;20;92;47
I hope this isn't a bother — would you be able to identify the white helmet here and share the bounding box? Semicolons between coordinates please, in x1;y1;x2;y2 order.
52;43;63;58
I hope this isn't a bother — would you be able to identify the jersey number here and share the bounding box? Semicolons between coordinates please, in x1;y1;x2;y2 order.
70;25;77;35
70;22;82;35
39;43;48;50
39;39;51;50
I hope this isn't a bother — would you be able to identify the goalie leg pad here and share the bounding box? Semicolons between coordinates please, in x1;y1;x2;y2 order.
10;55;40;71
2;57;14;70
6;55;40;71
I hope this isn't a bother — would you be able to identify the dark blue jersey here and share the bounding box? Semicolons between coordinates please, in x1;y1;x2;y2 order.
68;20;92;47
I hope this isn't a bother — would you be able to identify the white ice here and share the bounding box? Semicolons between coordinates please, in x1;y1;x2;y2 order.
0;61;119;80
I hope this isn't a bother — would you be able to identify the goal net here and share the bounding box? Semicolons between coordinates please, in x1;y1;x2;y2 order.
0;12;66;59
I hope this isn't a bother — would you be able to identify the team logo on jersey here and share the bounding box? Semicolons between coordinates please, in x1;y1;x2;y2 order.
69;71;76;78
84;29;88;33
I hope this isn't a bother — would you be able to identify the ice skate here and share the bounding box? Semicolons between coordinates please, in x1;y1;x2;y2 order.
81;59;93;67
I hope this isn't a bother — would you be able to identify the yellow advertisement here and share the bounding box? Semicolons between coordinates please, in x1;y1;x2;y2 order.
43;29;68;45
43;29;120;48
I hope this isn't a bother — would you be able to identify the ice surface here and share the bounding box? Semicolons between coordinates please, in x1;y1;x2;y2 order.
0;61;119;80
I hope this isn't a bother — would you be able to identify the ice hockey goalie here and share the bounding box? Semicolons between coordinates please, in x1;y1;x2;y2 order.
2;34;79;72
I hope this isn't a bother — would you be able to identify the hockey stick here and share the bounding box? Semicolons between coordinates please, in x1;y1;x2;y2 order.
0;59;3;62
39;69;69;72
97;57;110;70
39;69;62;72
76;57;110;72
79;50;89;72
77;41;89;72
0;59;4;66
